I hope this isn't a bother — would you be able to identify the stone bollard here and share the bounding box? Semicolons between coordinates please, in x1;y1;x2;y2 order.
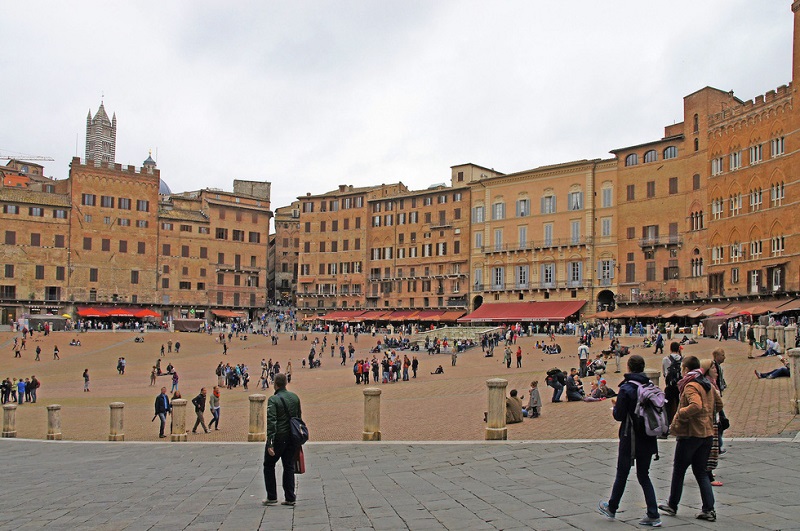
767;325;776;341
47;405;62;440
785;326;797;352
755;325;766;343
362;388;382;441
248;394;267;442
108;402;124;441
171;399;188;442
485;378;508;440
789;349;800;414
776;325;786;352
644;368;661;389
2;404;17;438
691;324;698;337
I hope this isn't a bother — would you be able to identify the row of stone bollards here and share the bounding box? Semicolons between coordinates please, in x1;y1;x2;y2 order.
6;359;799;440
1;395;272;442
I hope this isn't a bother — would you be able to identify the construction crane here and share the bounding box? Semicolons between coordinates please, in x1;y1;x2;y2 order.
0;149;54;162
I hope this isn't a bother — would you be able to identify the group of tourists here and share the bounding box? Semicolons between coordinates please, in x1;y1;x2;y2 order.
352;353;419;384
1;375;40;404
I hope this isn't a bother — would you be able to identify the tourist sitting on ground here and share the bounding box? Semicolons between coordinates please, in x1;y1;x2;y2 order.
566;369;585;401
582;381;608;402
431;365;444;375
598;379;616;398
134;336;144;343
69;338;81;346
166;363;174;375
759;338;780;357
587;354;606;376
505;389;524;424
755;356;790;379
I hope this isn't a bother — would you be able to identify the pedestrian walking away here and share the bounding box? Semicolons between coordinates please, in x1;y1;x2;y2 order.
154;387;171;438
35;346;41;361
263;373;302;507
598;354;661;527
659;355;722;523
82;369;90;392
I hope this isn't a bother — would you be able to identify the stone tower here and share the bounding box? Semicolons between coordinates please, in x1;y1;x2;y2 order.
85;102;117;164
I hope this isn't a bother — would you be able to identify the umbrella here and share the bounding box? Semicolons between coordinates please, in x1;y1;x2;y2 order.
62;313;72;318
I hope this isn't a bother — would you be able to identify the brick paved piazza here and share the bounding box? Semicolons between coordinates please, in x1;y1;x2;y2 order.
2;329;799;441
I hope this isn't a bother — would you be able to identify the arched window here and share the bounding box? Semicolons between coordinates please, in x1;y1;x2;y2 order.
644;150;657;163
663;146;678;160
693;114;699;133
625;154;638;167
694;138;699;152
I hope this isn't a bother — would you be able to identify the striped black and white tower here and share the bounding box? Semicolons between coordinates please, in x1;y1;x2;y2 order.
85;102;116;164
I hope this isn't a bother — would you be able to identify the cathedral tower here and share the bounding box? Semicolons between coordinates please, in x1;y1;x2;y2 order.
85;102;117;164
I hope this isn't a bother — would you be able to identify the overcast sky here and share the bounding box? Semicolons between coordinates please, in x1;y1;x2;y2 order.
1;1;793;216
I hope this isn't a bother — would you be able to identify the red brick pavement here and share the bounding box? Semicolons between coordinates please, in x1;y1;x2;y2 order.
2;329;797;441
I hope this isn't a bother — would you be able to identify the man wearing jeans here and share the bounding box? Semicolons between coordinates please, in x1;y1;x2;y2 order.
154;387;171;438
598;354;661;527
263;373;301;507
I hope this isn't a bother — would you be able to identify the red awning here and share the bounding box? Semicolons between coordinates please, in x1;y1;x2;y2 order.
134;309;161;318
457;301;586;323
437;310;466;322
104;308;134;317
386;310;421;322
413;310;443;321
322;310;366;321
77;307;107;317
352;310;390;322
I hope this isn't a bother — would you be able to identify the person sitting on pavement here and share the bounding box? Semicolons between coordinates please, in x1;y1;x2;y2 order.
755;356;790;379
505;389;523;424
431;365;444;375
759;338;780;357
566;369;585;401
582;381;608;402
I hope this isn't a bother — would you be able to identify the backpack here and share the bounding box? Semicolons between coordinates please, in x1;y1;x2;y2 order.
665;356;682;387
545;368;560;387
629;380;669;437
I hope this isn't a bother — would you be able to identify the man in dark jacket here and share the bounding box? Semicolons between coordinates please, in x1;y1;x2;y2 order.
191;388;208;434
154;386;171;438
263;373;302;507
598;354;661;527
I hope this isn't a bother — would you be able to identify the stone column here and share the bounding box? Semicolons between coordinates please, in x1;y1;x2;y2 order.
2;404;17;438
108;402;124;441
643;368;661;389
248;394;267;442
755;325;766;343
47;405;62;440
362;388;382;441
776;325;786;352
691;324;698;337
785;326;797;352
767;325;776;341
789;349;800;414
171;399;188;442
485;378;508;440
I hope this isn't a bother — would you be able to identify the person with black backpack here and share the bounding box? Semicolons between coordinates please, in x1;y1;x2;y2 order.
598;354;661;527
662;342;683;427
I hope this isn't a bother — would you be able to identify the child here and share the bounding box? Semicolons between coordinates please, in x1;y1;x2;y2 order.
527;381;542;417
